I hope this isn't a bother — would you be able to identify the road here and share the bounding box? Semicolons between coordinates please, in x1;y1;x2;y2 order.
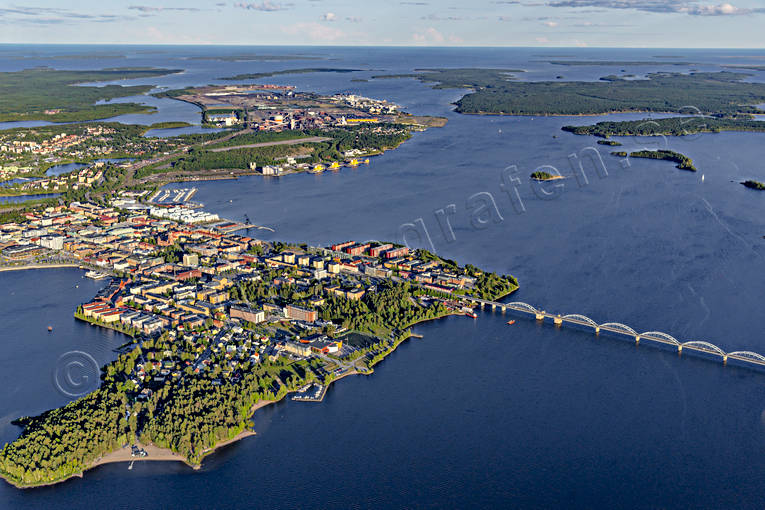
125;128;253;186
208;136;331;153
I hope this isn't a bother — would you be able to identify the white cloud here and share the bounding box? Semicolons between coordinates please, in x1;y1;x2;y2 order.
412;27;446;43
282;21;346;41
233;1;291;12
321;12;336;21
547;0;760;16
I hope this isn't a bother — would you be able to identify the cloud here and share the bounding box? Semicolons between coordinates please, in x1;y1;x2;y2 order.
321;12;336;21
128;5;201;13
282;21;346;41
233;1;292;11
0;6;124;24
345;16;363;22
547;0;761;16
412;27;445;43
421;13;467;21
543;20;559;26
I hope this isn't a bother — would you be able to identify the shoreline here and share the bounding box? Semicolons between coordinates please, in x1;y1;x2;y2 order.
0;263;82;273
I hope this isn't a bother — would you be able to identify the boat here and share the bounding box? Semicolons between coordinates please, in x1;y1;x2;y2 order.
85;270;109;280
507;320;516;325
466;311;478;319
47;326;53;332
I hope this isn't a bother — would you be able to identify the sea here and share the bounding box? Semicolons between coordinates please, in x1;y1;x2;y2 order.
2;45;765;509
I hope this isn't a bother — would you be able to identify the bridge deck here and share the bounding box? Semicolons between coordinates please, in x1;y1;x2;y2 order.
466;298;765;369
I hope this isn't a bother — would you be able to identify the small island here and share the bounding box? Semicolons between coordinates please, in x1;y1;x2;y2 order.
530;170;564;181
597;140;622;146
615;149;697;171
742;180;765;190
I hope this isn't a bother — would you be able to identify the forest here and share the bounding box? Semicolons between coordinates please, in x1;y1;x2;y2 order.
563;116;765;137
137;125;412;177
742;180;765;190
377;69;765;116
220;68;361;81
624;150;697;171
0;67;181;122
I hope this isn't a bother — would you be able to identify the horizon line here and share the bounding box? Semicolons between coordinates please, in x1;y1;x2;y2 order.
0;43;764;50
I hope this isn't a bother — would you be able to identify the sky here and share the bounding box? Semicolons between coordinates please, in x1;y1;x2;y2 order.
0;0;764;47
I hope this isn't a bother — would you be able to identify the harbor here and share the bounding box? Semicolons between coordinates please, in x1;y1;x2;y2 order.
148;187;200;206
291;383;327;402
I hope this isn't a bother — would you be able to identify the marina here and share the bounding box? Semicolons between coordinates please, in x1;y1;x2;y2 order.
291;383;327;402
148;187;199;205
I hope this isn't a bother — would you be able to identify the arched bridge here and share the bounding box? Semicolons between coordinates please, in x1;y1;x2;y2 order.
461;296;765;371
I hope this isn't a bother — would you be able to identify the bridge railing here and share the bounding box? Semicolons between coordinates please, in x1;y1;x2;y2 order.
475;297;765;370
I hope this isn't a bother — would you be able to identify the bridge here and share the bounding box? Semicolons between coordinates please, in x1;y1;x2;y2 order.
462;297;765;370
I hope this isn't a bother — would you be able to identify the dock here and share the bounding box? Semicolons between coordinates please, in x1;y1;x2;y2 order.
292;383;327;402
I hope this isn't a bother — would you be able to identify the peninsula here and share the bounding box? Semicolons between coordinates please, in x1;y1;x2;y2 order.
0;67;182;122
0;85;444;197
0;200;517;488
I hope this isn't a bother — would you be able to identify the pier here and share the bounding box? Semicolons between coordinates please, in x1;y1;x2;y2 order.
149;187;198;205
463;297;765;370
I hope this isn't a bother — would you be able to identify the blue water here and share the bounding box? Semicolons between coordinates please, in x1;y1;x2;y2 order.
2;45;765;509
45;158;134;177
0;193;60;204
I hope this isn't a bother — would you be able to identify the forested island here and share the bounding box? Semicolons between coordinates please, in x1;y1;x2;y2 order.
530;170;563;181
372;68;524;89
220;68;361;81
742;180;765;190
544;60;693;66
563;117;765;138
375;69;765;116
0;67;182;122
617;150;697;171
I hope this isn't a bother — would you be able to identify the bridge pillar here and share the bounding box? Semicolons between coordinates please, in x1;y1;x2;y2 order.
553;316;562;326
535;312;544;321
501;305;506;313
723;354;728;365
595;326;600;335
491;304;496;311
635;335;640;345
678;345;683;354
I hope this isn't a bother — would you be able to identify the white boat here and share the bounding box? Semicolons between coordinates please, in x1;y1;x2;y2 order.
85;270;109;280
